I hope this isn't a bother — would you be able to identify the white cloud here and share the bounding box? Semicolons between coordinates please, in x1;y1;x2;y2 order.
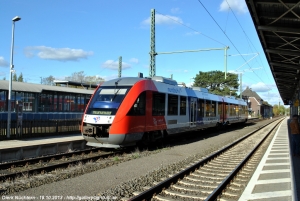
171;8;181;14
219;0;248;14
24;46;93;61
101;60;131;70
248;82;273;92
185;31;201;36
129;58;139;63
0;57;9;67
142;13;183;25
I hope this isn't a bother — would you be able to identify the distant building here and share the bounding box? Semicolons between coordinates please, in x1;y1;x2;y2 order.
242;87;273;118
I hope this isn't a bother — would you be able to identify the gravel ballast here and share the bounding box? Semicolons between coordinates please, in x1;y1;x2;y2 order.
3;119;275;200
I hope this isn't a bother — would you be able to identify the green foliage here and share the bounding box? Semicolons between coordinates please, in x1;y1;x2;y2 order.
193;70;239;96
13;73;17;81
17;73;23;82
273;104;287;116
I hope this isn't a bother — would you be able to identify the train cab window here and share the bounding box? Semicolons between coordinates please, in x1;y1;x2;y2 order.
127;92;146;116
167;94;178;115
180;96;186;115
197;99;204;117
152;92;165;116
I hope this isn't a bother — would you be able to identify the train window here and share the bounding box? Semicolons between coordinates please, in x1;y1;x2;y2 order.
211;101;216;117
168;94;178;115
197;99;204;117
205;100;211;117
218;102;222;116
225;103;229;115
152;92;165;116
96;88;128;103
180;96;186;115
229;104;238;116
127;92;146;116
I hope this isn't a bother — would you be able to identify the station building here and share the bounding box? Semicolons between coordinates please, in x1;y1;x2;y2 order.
242;87;273;118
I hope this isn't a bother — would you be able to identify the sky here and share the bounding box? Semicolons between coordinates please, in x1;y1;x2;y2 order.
0;0;283;106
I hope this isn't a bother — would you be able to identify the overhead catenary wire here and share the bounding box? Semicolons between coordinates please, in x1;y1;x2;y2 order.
155;10;227;47
197;0;272;91
224;0;274;86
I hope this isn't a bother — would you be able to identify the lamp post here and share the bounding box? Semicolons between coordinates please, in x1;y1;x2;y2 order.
7;16;21;138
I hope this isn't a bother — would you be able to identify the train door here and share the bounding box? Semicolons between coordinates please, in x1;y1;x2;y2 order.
190;97;197;127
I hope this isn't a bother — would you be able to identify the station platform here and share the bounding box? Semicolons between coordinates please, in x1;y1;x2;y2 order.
0;133;86;162
239;117;298;201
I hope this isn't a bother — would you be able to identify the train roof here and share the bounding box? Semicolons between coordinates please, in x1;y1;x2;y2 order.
0;80;94;94
101;76;246;105
101;77;145;86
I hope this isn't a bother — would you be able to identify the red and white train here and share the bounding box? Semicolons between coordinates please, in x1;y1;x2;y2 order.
81;76;248;148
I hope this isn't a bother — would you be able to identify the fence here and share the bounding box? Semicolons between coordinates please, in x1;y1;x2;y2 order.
0;119;82;140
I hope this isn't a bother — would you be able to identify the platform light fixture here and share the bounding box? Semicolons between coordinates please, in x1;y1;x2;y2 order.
7;16;21;138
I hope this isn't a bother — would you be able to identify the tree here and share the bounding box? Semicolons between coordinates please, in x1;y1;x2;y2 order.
193;70;239;96
13;73;17;81
84;75;105;85
42;75;55;85
65;71;86;82
17;73;24;82
273;104;287;116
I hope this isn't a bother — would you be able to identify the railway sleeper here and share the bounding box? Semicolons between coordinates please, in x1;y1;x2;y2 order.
191;171;228;177
185;175;223;182
171;184;213;194
221;191;240;199
226;185;242;192
205;161;236;167
153;194;181;201
200;166;233;172
213;159;241;165
178;181;216;189
234;177;248;183
163;189;207;200
180;178;216;185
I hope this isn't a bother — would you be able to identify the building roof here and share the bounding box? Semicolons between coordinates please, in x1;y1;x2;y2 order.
53;80;99;89
0;80;94;94
242;87;263;102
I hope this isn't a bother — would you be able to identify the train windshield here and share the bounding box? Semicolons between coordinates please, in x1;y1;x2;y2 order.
86;87;130;115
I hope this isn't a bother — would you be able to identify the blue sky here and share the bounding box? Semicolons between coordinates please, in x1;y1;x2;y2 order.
0;0;283;106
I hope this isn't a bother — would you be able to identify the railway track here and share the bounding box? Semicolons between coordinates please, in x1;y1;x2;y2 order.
0;148;119;182
0;118;261;184
0;117;266;193
128;117;283;201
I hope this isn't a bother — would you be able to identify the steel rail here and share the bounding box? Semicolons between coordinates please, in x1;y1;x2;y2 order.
205;118;283;201
0;148;101;170
0;150;121;182
128;117;283;201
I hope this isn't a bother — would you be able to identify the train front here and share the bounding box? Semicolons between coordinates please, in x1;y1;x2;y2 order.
81;82;130;148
